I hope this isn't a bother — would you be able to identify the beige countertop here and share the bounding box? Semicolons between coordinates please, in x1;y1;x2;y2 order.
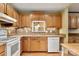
9;33;65;38
16;32;65;37
61;43;79;56
8;33;65;39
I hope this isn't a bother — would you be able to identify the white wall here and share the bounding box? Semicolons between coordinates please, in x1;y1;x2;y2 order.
59;8;69;55
60;8;68;43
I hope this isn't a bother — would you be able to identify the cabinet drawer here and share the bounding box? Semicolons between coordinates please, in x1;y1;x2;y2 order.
0;45;5;54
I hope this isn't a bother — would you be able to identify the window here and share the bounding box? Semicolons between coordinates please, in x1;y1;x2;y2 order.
32;21;46;32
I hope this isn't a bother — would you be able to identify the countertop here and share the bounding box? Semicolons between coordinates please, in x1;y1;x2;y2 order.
9;33;65;38
61;43;79;56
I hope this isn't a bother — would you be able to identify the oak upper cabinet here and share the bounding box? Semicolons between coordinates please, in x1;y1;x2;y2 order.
0;3;5;13
12;11;19;27
30;37;40;51
15;12;19;27
6;4;19;19
68;15;77;29
17;14;22;27
21;37;30;51
0;3;19;27
77;16;79;28
30;11;44;20
51;14;62;28
6;4;14;18
45;14;62;28
20;14;31;27
53;14;62;28
21;15;27;27
45;14;53;27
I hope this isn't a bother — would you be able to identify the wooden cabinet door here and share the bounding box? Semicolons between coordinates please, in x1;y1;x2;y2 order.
21;37;48;52
12;11;18;27
30;37;47;51
45;14;53;27
68;36;76;43
22;15;26;27
21;37;30;51
50;14;62;28
17;14;22;27
16;13;20;27
0;44;5;56
20;14;24;27
45;14;62;28
21;14;29;27
0;3;5;13
0;52;5;56
30;37;40;51
69;16;77;29
30;12;44;20
14;12;19;27
53;15;62;28
40;37;47;51
77;16;79;28
6;4;14;18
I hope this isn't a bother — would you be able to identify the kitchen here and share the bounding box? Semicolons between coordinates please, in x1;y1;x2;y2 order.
0;3;79;56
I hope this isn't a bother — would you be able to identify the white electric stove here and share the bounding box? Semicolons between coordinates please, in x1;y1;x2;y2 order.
0;28;20;56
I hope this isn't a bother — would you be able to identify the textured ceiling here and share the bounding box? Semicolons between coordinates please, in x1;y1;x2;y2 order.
9;3;70;13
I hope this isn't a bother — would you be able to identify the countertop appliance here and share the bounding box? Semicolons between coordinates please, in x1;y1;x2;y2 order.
0;28;20;56
48;37;60;52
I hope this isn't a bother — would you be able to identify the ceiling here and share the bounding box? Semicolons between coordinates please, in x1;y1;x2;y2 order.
9;3;70;13
69;3;79;12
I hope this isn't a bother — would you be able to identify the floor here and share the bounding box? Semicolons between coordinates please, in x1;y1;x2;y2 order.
21;52;61;56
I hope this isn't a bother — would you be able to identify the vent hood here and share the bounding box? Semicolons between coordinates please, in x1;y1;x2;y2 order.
0;12;17;23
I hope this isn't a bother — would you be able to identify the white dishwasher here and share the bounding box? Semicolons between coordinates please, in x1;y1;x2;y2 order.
48;37;60;52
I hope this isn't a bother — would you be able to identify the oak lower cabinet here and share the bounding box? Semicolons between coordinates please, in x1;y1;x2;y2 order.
30;37;47;51
21;37;47;52
68;36;75;43
21;37;30;51
0;44;5;56
68;35;79;43
30;37;40;51
40;37;47;51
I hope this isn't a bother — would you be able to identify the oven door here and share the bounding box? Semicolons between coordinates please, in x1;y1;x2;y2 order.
6;39;20;56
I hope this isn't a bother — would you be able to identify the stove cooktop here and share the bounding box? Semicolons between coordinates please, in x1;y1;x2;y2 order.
0;37;17;42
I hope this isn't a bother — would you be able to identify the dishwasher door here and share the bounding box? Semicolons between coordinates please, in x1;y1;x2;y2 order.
48;37;59;52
